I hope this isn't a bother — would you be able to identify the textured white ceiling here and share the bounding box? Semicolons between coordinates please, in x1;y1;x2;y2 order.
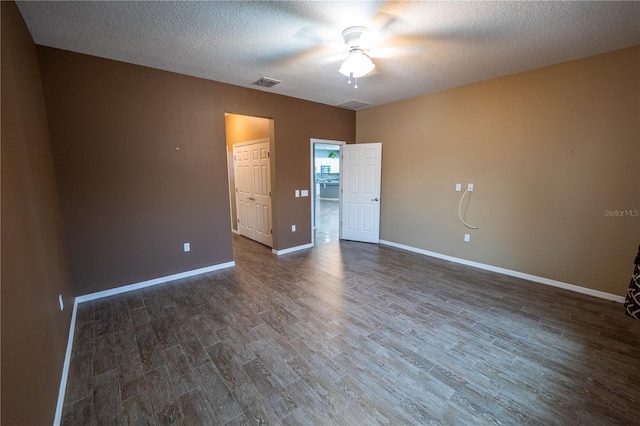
16;1;640;109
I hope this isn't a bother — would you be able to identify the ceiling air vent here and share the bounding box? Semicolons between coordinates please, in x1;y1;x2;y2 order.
336;100;370;110
252;77;282;88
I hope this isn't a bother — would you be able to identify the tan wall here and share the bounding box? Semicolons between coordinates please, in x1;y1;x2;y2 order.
225;114;271;232
357;46;639;297
1;2;75;423
37;46;355;295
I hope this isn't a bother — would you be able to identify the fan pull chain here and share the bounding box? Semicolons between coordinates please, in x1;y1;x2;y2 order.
348;73;352;85
354;76;358;88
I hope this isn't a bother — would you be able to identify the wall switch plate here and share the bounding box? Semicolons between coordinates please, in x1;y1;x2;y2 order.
184;243;190;252
468;183;474;192
456;183;461;192
301;189;309;197
295;190;300;197
464;234;470;242
291;225;296;232
58;295;64;311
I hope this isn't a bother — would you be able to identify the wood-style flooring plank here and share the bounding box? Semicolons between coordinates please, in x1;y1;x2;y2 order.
61;396;92;426
144;365;184;425
160;345;197;397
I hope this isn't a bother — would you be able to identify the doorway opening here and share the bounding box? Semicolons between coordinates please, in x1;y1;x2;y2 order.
226;113;274;248
311;139;345;245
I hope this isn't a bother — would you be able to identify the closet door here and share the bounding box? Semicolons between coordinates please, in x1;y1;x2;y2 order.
233;139;272;247
234;144;254;240
249;141;272;247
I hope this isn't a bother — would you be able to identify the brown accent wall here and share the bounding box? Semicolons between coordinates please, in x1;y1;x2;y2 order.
357;46;640;296
37;47;355;295
1;2;75;424
225;114;271;232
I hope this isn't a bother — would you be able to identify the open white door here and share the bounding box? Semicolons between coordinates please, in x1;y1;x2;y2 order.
250;142;272;247
341;143;382;243
235;144;254;239
233;139;272;247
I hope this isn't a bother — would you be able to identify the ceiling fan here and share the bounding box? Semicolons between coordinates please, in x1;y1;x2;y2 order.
329;17;428;88
256;4;428;88
338;26;376;88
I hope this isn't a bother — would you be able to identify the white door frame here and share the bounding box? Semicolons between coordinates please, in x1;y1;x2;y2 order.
310;138;346;247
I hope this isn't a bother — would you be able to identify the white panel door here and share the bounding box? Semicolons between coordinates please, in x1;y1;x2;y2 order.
233;139;272;247
341;143;382;243
250;142;272;247
234;145;254;239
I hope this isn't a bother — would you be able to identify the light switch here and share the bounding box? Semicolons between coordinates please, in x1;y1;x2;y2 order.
301;190;309;197
456;183;461;192
295;190;300;197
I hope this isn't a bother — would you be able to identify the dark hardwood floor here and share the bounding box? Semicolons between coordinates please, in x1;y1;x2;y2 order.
62;235;640;425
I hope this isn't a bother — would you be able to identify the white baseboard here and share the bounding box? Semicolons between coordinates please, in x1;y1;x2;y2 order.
54;298;79;426
231;228;239;235
273;243;314;255
75;262;235;303
379;239;625;303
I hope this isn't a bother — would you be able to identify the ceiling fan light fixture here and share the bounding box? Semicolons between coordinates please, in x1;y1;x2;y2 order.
339;49;375;78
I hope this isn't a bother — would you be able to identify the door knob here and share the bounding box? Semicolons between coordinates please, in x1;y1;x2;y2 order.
372;198;379;201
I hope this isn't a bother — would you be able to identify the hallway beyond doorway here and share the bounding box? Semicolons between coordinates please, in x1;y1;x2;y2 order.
314;199;339;244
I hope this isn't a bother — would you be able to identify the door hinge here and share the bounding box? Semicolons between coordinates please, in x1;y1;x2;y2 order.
233;155;236;161
237;218;240;223
270;229;273;234
269;191;271;197
235;188;238;193
267;152;270;158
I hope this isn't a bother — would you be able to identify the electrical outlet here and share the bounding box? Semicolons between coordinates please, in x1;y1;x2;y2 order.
468;183;474;192
456;183;461;192
464;234;470;242
301;189;309;197
291;225;296;232
184;242;190;252
58;295;64;311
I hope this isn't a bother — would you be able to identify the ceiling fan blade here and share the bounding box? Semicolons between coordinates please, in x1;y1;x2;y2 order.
293;26;334;45
372;11;402;35
320;52;348;65
368;33;428;58
258;44;332;67
368;44;426;59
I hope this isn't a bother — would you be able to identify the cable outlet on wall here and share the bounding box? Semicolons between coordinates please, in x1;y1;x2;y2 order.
291;225;296;232
58;294;64;311
464;234;470;242
467;183;474;192
184;242;190;252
